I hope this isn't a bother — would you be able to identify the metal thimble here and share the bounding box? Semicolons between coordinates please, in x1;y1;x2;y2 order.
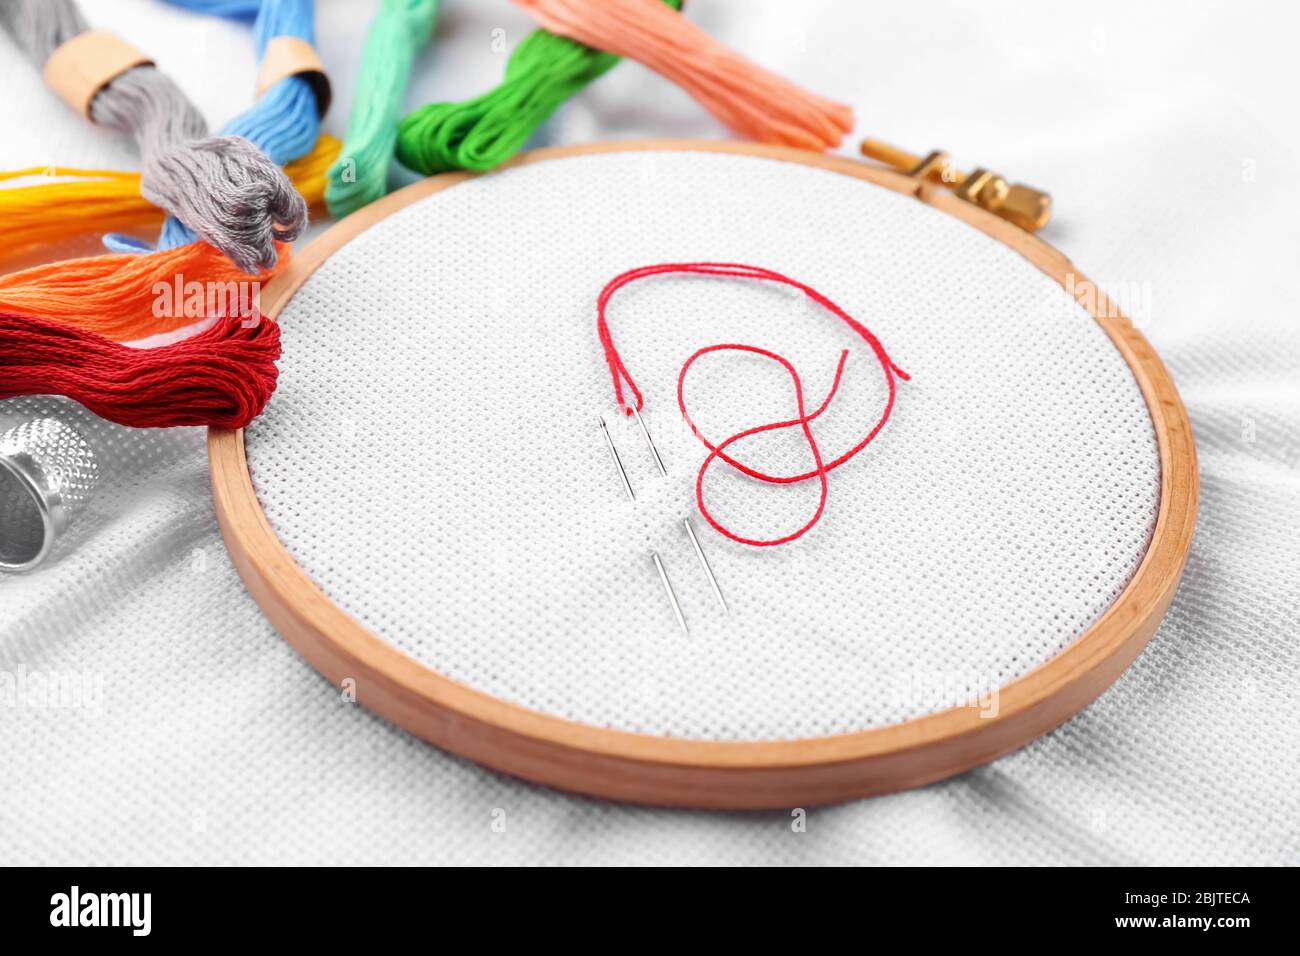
0;417;100;572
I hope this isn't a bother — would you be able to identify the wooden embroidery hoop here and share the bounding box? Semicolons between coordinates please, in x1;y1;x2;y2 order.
208;139;1198;809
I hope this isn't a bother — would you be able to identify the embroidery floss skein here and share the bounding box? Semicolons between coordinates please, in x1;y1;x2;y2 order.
133;0;325;259
155;0;327;167
326;0;439;216
595;263;908;546
0;135;339;265
513;0;853;150
0;0;306;274
396;0;683;175
0;242;288;343
0;311;281;430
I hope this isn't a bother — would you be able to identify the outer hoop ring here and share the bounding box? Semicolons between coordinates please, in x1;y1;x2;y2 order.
209;139;1198;809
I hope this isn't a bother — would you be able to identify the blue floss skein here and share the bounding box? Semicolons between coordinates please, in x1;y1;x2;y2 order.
230;0;322;165
165;0;261;14
157;0;261;14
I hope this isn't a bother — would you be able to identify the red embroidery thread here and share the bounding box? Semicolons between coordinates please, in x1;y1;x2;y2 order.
596;262;908;546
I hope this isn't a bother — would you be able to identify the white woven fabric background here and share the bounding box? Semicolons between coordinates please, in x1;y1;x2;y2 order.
2;0;1298;864
248;150;1159;739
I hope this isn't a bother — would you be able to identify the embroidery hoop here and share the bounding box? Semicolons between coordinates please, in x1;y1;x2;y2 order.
208;139;1198;808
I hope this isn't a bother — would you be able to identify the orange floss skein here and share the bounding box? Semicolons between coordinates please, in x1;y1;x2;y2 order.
0;241;289;343
511;0;854;150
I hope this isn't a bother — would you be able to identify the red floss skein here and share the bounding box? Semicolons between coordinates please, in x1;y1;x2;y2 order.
0;311;281;429
596;263;909;546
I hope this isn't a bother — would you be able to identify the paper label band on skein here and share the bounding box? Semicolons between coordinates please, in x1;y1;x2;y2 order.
43;31;153;119
256;36;332;117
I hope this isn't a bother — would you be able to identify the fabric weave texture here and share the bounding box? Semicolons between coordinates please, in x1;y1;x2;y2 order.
1;0;1296;865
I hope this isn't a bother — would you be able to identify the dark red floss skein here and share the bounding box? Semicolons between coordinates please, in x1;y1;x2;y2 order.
0;311;281;429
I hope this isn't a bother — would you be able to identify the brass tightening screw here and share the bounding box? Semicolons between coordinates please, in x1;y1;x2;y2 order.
860;138;1052;232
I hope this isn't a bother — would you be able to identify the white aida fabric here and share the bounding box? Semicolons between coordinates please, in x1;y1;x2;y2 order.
245;150;1160;740
3;0;1299;865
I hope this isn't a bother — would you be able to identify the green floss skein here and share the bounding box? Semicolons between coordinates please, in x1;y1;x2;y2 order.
395;0;683;175
326;0;439;217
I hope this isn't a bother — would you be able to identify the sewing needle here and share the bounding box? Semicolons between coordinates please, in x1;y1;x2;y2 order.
651;551;689;637
598;415;635;502
628;407;729;616
682;517;728;615
631;406;667;478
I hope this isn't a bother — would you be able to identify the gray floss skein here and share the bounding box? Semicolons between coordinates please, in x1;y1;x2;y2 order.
0;0;306;273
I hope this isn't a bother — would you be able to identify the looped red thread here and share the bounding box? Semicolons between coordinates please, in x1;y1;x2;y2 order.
683;344;846;546
595;262;909;546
